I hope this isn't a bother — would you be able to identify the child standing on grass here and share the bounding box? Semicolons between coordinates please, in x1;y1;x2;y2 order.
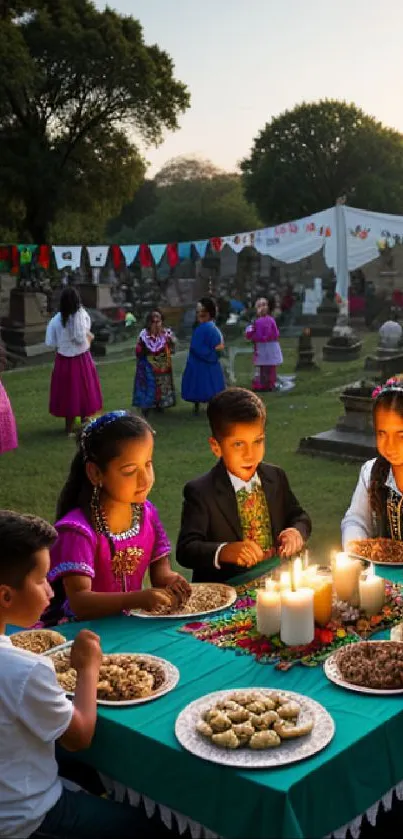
245;296;283;392
0;378;18;455
43;410;190;625
0;510;152;838
176;387;311;582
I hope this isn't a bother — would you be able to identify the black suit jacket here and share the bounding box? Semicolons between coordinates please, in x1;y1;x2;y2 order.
176;459;312;582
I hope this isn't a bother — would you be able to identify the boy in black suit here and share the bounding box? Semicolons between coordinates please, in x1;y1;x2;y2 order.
176;387;311;582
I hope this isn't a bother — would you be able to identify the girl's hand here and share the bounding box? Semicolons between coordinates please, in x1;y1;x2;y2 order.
164;573;192;606
137;587;174;614
277;528;304;558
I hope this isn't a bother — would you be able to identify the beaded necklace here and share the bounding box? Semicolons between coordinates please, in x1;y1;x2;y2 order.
91;493;144;584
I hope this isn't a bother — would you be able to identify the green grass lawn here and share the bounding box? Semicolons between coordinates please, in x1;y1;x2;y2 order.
0;332;379;572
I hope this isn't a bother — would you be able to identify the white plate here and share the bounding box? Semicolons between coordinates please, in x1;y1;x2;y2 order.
51;651;180;706
43;640;73;657
130;583;237;620
175;688;335;769
348;551;403;567
324;641;403;695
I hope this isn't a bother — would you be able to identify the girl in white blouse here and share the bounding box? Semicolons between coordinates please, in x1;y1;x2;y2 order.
46;288;103;435
342;378;403;548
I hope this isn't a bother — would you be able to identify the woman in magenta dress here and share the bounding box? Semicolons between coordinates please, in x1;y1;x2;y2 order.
45;287;103;435
42;410;190;625
0;378;17;454
245;296;283;391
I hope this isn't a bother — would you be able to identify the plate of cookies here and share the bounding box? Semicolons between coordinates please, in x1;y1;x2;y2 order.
324;640;403;694
131;583;237;620
175;688;334;768
49;649;180;706
347;538;403;566
10;628;68;655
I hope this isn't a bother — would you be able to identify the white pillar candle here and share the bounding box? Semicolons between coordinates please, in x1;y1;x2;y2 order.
333;552;361;605
279;571;291;591
256;588;281;637
359;564;385;616
280;588;314;646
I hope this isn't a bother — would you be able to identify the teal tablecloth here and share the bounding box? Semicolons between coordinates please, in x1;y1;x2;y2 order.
8;560;403;839
55;610;403;839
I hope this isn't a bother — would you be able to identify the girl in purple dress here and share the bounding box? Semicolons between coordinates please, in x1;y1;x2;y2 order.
245;297;283;392
0;379;18;454
43;411;190;624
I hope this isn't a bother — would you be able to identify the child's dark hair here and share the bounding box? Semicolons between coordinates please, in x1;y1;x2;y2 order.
0;511;56;589
60;287;81;327
145;309;164;331
207;387;266;440
56;411;153;521
199;297;217;320
370;385;403;515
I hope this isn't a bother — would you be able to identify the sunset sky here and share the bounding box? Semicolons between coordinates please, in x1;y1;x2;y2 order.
94;0;403;175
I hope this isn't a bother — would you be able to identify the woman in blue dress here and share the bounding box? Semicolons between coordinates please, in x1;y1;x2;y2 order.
181;297;225;414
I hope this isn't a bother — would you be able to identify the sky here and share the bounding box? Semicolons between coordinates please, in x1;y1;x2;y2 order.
94;0;403;176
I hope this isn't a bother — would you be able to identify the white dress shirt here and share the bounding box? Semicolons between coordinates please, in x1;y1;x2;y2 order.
45;307;91;357
341;457;402;546
0;636;73;838
214;471;261;568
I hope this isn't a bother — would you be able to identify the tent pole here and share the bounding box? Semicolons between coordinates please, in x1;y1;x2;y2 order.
335;197;349;322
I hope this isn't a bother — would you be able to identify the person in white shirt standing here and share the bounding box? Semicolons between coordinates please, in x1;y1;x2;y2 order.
0;510;163;839
46;288;103;436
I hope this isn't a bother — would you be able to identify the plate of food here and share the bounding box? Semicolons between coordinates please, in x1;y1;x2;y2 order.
10;628;68;655
175;688;335;768
131;583;237;619
347;538;403;566
49;650;180;706
324;640;403;694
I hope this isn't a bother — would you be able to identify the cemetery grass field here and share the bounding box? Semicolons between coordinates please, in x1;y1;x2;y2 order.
0;332;379;573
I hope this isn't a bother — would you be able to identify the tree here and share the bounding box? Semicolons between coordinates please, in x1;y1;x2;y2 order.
125;157;261;243
154;155;221;187
241;100;403;224
106;180;159;240
0;0;189;241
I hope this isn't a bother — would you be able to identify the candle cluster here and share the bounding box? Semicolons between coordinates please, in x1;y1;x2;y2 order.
256;551;386;647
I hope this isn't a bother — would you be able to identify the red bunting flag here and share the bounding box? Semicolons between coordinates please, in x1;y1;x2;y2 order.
166;243;179;268
139;243;152;268
210;237;222;252
111;245;123;271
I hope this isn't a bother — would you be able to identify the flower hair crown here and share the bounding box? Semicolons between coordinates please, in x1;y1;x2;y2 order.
80;410;129;461
372;377;403;400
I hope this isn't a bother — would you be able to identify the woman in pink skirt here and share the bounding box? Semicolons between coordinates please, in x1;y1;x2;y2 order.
0;378;18;454
245;296;283;391
46;287;103;435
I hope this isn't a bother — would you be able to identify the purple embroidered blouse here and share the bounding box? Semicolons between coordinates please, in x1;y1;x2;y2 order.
47;502;170;621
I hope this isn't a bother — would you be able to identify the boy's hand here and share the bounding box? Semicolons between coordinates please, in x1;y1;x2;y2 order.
70;630;102;673
220;540;264;568
277;528;304;558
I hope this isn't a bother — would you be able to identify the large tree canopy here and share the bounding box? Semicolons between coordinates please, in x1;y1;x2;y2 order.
0;0;189;241
241;100;403;224
109;156;262;244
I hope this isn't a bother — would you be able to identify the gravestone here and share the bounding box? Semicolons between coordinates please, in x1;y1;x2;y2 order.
322;324;362;362
298;381;376;462
0;289;53;360
365;319;403;379
295;328;319;371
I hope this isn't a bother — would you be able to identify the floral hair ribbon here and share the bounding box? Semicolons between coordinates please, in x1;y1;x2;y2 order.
372;378;403;399
80;410;129;460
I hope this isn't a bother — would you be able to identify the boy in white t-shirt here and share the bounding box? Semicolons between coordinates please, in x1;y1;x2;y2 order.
0;510;160;839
